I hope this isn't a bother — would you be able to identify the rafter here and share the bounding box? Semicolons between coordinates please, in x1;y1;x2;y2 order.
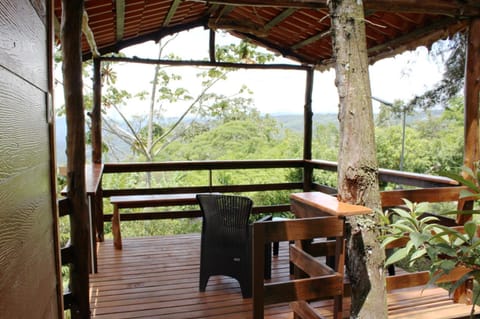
367;18;469;64
365;0;480;17
82;19;209;61
291;29;330;50
218;5;236;18
188;0;480;17
164;0;182;26
264;8;296;31
231;31;316;65
115;0;125;41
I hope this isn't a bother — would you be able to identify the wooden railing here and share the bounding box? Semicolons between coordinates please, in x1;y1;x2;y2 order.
101;160;307;224
95;160;468;306
100;160;459;222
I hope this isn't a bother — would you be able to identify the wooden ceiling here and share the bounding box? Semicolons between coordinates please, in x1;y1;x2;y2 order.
53;0;480;67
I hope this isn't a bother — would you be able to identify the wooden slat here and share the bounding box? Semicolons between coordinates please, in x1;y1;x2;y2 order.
380;186;466;207
90;235;478;319
258;217;344;243
386;267;472;291
265;276;343;304
289;245;334;277
103;182;303;197
290;301;325;319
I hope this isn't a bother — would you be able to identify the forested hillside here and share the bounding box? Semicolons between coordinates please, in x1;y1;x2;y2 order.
55;35;466;239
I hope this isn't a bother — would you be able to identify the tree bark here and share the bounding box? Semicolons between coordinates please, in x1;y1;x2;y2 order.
328;0;387;318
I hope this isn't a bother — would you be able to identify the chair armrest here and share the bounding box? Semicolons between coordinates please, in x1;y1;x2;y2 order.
256;215;272;223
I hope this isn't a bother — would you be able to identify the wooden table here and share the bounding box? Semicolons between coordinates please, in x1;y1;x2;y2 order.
62;163;104;273
289;191;372;280
290;192;372;218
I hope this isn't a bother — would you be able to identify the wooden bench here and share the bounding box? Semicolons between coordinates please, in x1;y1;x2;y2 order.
110;193;210;249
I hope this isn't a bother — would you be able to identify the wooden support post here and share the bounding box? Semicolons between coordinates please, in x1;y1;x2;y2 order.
209;29;216;63
112;203;122;249
92;57;102;164
61;0;90;317
303;67;314;191
453;17;480;303
92;58;104;243
458;18;480;225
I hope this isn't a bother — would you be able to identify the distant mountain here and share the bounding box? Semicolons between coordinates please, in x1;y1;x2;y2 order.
54;109;443;165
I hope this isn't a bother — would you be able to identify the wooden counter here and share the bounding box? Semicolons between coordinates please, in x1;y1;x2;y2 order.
290;192;372;218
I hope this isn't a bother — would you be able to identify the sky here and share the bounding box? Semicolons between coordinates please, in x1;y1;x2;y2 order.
91;27;445;117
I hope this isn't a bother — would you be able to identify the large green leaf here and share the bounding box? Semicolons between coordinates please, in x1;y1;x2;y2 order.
410;247;427;263
410;232;429;248
464;221;477;240
381;236;402;248
385;242;414;266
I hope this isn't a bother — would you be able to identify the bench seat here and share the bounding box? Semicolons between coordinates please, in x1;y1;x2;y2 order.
110;193;200;209
110;193;212;249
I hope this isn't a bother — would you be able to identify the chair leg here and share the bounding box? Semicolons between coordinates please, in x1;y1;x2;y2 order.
199;272;209;292
273;241;279;256
387;264;396;276
264;243;272;279
240;268;252;298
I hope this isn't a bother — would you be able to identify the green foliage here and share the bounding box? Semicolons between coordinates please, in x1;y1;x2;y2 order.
375;97;464;174
381;164;480;317
215;40;275;64
406;33;465;111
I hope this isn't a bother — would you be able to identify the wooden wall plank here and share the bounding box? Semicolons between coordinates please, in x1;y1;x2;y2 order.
0;0;48;91
0;0;59;317
0;67;58;318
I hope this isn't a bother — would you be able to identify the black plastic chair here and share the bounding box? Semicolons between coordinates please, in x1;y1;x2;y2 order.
197;194;269;298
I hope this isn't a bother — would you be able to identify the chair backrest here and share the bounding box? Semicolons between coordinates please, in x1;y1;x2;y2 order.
197;194;253;249
252;216;345;319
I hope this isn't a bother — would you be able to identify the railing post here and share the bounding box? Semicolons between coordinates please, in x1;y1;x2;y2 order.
209;169;213;192
303;67;314;192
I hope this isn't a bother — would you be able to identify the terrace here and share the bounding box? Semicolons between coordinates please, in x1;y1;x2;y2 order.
59;160;478;318
53;1;480;318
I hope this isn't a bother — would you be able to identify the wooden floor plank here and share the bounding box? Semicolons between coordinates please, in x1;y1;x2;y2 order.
90;234;476;319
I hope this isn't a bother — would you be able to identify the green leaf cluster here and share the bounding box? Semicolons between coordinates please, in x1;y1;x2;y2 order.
380;163;480;317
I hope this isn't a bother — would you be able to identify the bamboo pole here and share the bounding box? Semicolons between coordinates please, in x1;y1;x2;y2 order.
61;0;90;317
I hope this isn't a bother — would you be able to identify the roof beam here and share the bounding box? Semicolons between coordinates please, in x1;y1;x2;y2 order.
367;18;469;64
115;0;125;41
83;19;209;61
164;0;182;26
264;8;297;31
189;0;480;16
231;31;315;65
365;0;480;17
100;55;309;71
291;29;331;50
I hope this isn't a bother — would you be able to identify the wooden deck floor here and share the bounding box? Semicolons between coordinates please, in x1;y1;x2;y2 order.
90;234;476;319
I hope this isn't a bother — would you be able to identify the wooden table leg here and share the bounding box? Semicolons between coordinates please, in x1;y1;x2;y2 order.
112;204;122;249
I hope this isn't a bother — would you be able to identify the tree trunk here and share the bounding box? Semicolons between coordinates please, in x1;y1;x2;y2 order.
328;0;387;318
